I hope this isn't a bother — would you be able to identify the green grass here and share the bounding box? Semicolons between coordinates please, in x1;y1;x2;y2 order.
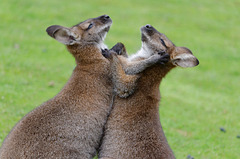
0;0;239;158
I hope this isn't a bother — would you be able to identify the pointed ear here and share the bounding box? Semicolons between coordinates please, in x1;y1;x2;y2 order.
172;53;199;67
110;42;128;57
46;25;79;45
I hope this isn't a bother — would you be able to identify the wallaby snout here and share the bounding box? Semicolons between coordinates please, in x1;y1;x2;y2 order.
97;15;111;24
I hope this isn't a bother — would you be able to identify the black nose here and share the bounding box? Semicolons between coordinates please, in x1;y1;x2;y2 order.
99;15;111;23
103;15;110;19
145;24;152;29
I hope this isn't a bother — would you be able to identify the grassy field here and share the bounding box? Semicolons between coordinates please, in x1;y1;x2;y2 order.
0;0;239;158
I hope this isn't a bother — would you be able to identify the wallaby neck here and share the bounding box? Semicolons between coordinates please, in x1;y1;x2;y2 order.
67;44;106;65
140;63;174;89
56;59;111;99
56;44;111;98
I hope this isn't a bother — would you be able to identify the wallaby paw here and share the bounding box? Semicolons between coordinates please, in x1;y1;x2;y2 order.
101;49;111;58
115;88;135;98
149;54;164;64
158;50;166;56
158;52;170;65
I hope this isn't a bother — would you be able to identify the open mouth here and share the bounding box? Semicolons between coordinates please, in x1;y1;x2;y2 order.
141;32;148;42
98;24;111;41
103;25;111;32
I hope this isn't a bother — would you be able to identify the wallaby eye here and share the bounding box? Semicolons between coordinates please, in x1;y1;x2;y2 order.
160;38;167;48
87;23;93;30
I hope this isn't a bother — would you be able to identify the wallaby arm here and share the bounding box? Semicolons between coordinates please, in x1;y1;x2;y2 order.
110;53;169;98
110;53;140;98
119;54;163;75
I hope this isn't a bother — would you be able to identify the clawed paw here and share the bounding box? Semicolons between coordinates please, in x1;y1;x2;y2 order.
158;52;170;65
115;88;135;98
101;49;111;58
158;50;166;56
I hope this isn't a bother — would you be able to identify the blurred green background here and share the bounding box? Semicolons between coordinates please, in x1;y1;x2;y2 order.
0;0;239;158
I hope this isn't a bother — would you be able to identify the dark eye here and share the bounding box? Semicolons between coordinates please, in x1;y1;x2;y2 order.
160;38;167;48
87;23;93;30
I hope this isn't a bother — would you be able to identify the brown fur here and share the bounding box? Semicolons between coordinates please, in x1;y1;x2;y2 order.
0;15;114;159
106;43;168;98
99;25;199;159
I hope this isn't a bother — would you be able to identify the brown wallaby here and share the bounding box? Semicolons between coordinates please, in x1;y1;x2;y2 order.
0;15;115;159
99;24;199;159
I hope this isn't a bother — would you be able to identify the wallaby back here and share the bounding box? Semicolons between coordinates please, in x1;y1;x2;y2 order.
0;15;114;159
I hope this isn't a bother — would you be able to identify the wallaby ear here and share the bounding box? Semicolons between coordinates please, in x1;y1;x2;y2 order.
172;53;199;68
110;42;128;58
46;25;79;45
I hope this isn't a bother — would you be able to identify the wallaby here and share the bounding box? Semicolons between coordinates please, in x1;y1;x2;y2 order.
99;24;199;159
0;15;115;159
0;17;168;158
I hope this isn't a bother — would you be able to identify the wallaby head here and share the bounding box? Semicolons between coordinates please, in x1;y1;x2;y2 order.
141;24;199;68
46;15;112;50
